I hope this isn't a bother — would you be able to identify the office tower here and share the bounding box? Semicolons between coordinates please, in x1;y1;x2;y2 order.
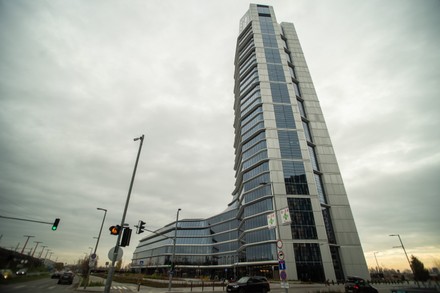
132;4;369;282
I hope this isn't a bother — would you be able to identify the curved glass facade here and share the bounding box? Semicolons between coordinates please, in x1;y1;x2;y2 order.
132;4;369;282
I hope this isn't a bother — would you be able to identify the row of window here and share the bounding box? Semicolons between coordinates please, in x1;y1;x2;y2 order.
244;228;275;244
243;150;267;171
243;198;273;218
243;184;271;204
242;121;265;142
242;139;266;161
243;172;270;193
241;106;262;127
243;161;269;182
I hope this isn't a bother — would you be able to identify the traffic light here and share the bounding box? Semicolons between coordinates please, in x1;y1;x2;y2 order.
136;220;146;234
120;228;132;247
52;218;60;231
109;225;121;235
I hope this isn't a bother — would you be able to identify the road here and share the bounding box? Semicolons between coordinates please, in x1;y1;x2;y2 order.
2;276;434;293
0;276;134;293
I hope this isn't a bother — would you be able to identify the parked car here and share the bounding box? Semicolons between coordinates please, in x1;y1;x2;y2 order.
57;272;74;285
345;276;378;293
226;276;270;293
15;268;27;276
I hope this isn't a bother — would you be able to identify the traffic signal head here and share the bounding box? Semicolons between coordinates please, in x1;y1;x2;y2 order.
137;220;146;234
120;227;132;247
52;218;60;231
109;225;121;235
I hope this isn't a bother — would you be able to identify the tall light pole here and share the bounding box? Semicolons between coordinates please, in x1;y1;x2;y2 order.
373;252;380;273
84;208;107;290
259;182;281;241
104;135;144;293
21;235;34;254
168;208;181;291
94;208;107;256
260;182;288;293
32;241;42;257
39;246;48;258
389;234;414;275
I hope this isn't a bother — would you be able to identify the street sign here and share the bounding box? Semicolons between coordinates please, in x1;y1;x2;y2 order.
278;250;285;260
278;260;286;270
280;207;292;225
280;270;287;281
108;246;123;261
267;213;276;229
277;240;283;249
90;253;97;260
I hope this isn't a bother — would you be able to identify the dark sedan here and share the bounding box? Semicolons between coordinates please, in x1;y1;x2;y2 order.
227;276;270;293
57;272;74;285
345;276;378;293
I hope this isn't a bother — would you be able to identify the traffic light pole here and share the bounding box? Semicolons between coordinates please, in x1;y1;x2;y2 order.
104;135;144;293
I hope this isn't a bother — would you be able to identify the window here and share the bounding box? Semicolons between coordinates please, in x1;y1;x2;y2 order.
278;130;301;159
292;82;301;97
267;64;285;82
270;83;290;104
288;198;317;239
308;146;319;171
274;104;295;129
265;48;281;64
282;161;309;194
303;121;312;141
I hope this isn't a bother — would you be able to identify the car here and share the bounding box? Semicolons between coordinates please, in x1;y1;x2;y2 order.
57;272;74;285
1;269;14;279
345;276;378;293
51;271;61;279
226;276;270;293
15;268;27;276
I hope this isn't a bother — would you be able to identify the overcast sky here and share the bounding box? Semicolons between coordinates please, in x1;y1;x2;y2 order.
0;0;439;271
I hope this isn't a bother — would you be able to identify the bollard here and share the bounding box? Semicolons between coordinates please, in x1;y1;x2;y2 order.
190;280;193;291
212;281;215;291
202;280;204;291
137;282;141;292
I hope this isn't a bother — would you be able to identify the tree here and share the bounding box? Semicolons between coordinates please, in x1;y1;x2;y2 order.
410;255;430;281
116;259;122;271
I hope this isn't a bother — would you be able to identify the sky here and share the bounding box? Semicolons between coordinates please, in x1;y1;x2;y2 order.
0;0;439;272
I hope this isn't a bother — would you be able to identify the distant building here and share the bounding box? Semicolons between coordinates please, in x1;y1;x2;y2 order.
132;4;368;282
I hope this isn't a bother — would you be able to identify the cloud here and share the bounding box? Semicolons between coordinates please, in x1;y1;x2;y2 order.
0;0;439;269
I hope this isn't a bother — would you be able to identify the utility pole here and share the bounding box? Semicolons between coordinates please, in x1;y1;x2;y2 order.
104;135;144;293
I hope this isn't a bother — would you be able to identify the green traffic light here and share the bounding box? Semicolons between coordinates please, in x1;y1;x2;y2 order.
52;218;60;231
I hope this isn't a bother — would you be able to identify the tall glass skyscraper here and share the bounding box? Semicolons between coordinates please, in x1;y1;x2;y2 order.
132;4;369;282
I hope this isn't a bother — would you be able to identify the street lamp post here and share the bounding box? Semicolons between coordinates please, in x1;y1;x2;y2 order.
104;135;144;293
373;252;380;273
21;235;34;254
84;208;107;289
32;241;42;258
39;246;48;258
168;208;181;291
389;234;414;276
260;182;288;293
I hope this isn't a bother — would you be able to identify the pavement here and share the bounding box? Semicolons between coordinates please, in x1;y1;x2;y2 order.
75;276;439;293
